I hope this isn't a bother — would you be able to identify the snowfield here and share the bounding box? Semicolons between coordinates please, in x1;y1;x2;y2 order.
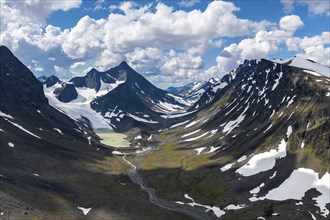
237;126;293;176
44;84;116;130
261;168;330;217
272;56;330;77
236;138;287;176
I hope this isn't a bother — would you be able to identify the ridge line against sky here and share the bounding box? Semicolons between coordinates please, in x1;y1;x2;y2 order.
0;0;329;88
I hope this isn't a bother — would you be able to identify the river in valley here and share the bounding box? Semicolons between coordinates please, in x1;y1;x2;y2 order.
95;130;209;220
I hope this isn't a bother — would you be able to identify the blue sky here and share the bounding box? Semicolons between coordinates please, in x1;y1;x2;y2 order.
1;0;329;88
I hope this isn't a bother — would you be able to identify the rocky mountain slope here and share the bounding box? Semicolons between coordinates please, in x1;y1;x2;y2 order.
132;58;330;219
0;46;189;220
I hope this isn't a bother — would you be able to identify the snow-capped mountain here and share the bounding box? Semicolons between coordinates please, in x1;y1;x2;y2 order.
190;56;330;111
188;73;235;110
144;57;330;219
166;83;194;95
42;61;191;131
167;78;220;102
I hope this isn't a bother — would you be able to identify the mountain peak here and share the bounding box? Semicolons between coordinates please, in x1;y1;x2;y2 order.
0;45;13;56
69;62;133;91
86;67;100;76
113;61;141;81
37;75;48;83
117;61;135;72
0;46;48;105
44;75;60;88
119;61;129;67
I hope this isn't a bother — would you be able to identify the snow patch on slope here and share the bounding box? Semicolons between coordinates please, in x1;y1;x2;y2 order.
78;206;92;215
236;126;292;176
261;168;330;217
1;113;41;139
222;105;249;135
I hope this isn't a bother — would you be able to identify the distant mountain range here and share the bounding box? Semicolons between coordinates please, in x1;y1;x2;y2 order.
166;78;220;102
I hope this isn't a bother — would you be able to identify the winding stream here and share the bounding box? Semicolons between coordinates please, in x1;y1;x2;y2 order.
121;154;211;220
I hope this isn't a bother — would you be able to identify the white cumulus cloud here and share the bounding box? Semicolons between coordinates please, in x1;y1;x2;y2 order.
1;0;328;88
3;0;82;24
280;0;330;16
286;32;330;51
212;15;306;74
70;62;86;69
297;45;330;66
178;0;200;8
279;15;304;32
62;16;106;59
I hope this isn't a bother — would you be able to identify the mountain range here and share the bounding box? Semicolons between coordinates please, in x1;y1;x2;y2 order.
40;61;190;132
1;45;329;219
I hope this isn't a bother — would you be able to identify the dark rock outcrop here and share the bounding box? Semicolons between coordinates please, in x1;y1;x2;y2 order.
44;75;60;88
53;83;78;102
